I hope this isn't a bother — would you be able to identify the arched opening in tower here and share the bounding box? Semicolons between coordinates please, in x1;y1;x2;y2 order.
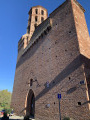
26;89;35;118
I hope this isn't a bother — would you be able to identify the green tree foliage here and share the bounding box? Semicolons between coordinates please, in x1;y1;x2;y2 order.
0;90;11;111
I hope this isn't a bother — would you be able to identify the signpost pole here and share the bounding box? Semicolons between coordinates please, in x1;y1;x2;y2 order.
58;94;61;120
59;99;61;120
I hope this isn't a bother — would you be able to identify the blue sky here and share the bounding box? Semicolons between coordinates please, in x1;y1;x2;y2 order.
0;0;90;93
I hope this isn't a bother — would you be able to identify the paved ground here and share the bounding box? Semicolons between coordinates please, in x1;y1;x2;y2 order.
0;116;35;120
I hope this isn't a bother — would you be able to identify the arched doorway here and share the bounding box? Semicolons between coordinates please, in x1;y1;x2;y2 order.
26;89;35;118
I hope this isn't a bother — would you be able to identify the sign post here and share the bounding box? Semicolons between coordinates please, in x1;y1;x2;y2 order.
57;94;61;120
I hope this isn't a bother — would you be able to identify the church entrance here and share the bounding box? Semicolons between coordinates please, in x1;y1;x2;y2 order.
26;89;35;118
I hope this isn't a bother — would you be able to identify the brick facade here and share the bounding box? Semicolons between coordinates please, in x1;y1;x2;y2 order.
11;0;90;120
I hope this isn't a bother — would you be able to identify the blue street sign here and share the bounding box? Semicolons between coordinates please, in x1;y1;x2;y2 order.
58;94;61;99
58;94;62;120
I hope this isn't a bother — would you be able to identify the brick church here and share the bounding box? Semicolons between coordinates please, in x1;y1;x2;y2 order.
11;0;90;120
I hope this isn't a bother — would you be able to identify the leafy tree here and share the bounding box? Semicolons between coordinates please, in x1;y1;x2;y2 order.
0;90;12;111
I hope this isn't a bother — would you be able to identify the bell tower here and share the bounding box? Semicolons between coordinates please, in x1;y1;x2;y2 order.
17;6;48;60
27;6;48;40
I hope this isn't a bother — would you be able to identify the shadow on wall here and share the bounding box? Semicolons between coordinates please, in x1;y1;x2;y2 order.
81;100;90;106
66;86;77;94
35;55;90;101
83;56;90;100
19;55;90;113
35;54;82;101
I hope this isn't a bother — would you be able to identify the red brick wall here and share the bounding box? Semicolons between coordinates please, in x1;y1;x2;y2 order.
11;0;90;120
71;0;90;111
71;0;90;58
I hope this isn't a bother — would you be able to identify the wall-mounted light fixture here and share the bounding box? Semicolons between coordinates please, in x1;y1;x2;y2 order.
34;77;41;87
26;77;40;87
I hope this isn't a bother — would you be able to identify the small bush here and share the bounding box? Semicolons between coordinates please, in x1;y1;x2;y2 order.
63;117;70;120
